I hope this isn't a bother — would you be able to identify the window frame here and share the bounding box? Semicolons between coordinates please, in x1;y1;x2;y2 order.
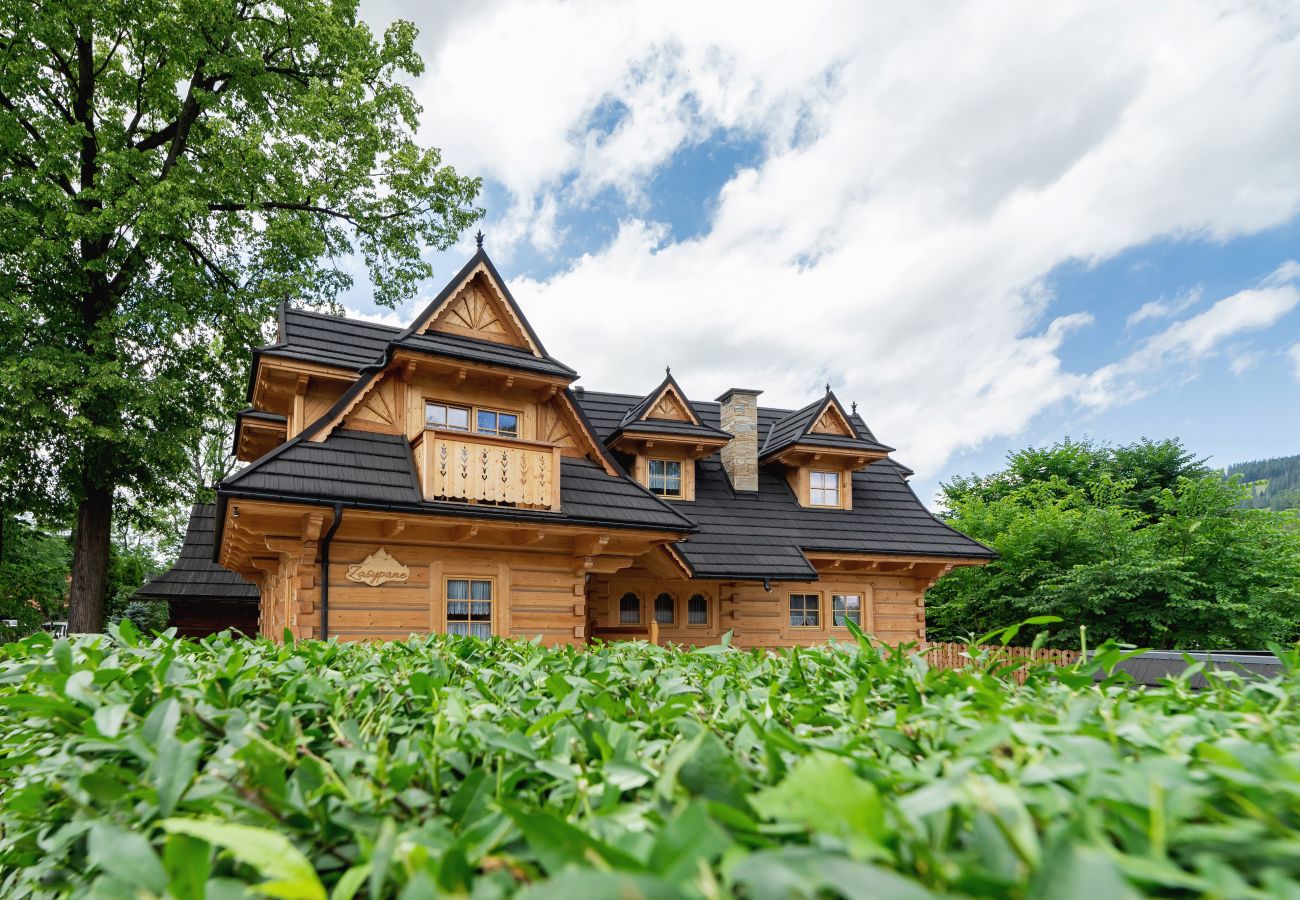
686;593;710;628
831;593;862;629
444;575;494;638
809;470;841;508
424;398;522;439
619;591;642;625
653;592;676;626
647;458;684;499
788;592;822;629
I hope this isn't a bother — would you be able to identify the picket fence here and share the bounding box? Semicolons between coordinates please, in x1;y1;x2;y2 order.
924;641;1080;682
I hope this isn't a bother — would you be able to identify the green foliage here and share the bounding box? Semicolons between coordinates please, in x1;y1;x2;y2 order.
930;438;1300;649
3;630;1300;897
1227;453;1300;511
0;0;482;625
0;516;69;627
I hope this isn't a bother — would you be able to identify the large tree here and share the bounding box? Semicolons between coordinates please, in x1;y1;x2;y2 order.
0;0;481;631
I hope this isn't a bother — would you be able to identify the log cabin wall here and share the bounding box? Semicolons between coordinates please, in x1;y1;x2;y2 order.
322;541;586;646
589;565;927;648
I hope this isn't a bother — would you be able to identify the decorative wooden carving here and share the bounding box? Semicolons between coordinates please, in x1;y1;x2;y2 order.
426;273;532;350
810;404;854;436
346;548;411;586
417;431;562;509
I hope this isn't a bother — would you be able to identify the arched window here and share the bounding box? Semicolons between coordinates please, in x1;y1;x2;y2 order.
654;593;675;625
619;592;641;624
687;593;709;626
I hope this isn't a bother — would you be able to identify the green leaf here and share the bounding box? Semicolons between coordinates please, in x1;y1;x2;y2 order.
88;821;166;895
163;833;212;900
517;871;689;900
729;848;933;900
752;752;887;844
152;735;201;816
161;819;326;900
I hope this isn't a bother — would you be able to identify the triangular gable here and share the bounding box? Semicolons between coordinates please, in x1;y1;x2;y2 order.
620;372;704;428
407;250;550;358
808;396;855;437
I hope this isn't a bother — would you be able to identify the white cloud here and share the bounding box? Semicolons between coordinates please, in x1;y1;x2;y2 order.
1289;343;1300;381
1229;350;1262;376
1083;263;1300;406
1127;287;1202;327
364;0;1300;474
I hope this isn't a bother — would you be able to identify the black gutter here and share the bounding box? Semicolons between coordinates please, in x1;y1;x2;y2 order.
319;502;344;641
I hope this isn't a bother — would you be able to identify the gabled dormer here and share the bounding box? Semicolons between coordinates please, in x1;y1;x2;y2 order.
762;389;893;510
607;369;731;501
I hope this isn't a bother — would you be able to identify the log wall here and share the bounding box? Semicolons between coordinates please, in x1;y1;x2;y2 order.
589;565;928;649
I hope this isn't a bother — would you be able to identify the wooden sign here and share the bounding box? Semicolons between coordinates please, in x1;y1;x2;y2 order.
346;547;410;587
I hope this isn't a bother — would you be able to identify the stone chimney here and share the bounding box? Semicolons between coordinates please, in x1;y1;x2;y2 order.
716;388;762;491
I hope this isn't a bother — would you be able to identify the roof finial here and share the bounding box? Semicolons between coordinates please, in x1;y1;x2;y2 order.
475;229;484;250
825;382;831;395
851;401;858;415
666;365;671;376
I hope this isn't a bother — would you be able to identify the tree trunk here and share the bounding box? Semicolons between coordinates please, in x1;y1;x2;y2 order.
67;482;112;633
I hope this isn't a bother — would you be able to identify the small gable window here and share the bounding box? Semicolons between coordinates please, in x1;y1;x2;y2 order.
832;594;862;628
687;593;709;626
654;593;675;625
649;459;683;498
619;592;641;624
810;471;840;507
789;593;821;628
426;402;470;431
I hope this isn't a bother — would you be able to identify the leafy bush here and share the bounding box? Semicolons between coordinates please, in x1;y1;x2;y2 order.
930;438;1300;649
2;626;1299;898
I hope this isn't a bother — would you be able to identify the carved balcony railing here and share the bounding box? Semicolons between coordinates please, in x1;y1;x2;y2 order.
413;429;562;510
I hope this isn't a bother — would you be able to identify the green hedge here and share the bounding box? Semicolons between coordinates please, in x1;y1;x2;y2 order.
1;624;1298;898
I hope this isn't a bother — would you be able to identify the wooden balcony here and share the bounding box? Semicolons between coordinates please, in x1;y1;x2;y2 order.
413;429;562;510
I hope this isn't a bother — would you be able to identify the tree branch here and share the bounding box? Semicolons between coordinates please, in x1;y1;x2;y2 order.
208;200;360;225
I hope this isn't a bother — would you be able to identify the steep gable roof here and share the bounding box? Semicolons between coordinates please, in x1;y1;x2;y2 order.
609;370;734;445
760;390;894;460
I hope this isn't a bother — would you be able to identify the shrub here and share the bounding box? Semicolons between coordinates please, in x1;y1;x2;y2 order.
1;625;1299;897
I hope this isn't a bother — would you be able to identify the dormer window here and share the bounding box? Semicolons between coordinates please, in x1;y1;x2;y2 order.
648;459;683;498
810;470;840;507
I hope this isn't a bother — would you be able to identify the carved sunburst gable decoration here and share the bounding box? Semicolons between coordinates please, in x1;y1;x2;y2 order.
549;391;618;476
810;398;855;437
420;266;540;354
644;383;697;423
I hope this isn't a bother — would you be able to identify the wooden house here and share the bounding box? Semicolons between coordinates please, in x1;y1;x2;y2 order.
153;245;994;647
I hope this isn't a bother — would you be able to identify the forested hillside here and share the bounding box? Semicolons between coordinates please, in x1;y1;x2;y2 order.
1227;453;1300;510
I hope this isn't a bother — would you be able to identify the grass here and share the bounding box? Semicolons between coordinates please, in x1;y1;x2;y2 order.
1;621;1298;898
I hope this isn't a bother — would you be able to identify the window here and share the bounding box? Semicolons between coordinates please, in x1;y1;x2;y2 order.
648;459;683;498
425;401;519;438
810;470;840;507
619;592;641;624
446;578;492;638
426;402;470;431
476;408;519;437
789;593;821;628
687;593;709;626
654;593;675;625
832;594;862;628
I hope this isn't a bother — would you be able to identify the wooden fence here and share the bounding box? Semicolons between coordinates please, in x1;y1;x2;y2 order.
925;641;1080;682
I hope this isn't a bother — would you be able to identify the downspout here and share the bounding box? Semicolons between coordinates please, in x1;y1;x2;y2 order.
319;501;345;641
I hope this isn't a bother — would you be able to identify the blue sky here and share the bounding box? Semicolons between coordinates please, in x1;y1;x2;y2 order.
351;1;1300;504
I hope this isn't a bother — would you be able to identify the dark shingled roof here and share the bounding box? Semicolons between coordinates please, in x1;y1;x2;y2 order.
606;372;733;445
760;393;893;460
577;390;994;577
397;330;576;378
220;429;695;534
1094;650;1286;688
136;505;258;602
267;306;398;371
